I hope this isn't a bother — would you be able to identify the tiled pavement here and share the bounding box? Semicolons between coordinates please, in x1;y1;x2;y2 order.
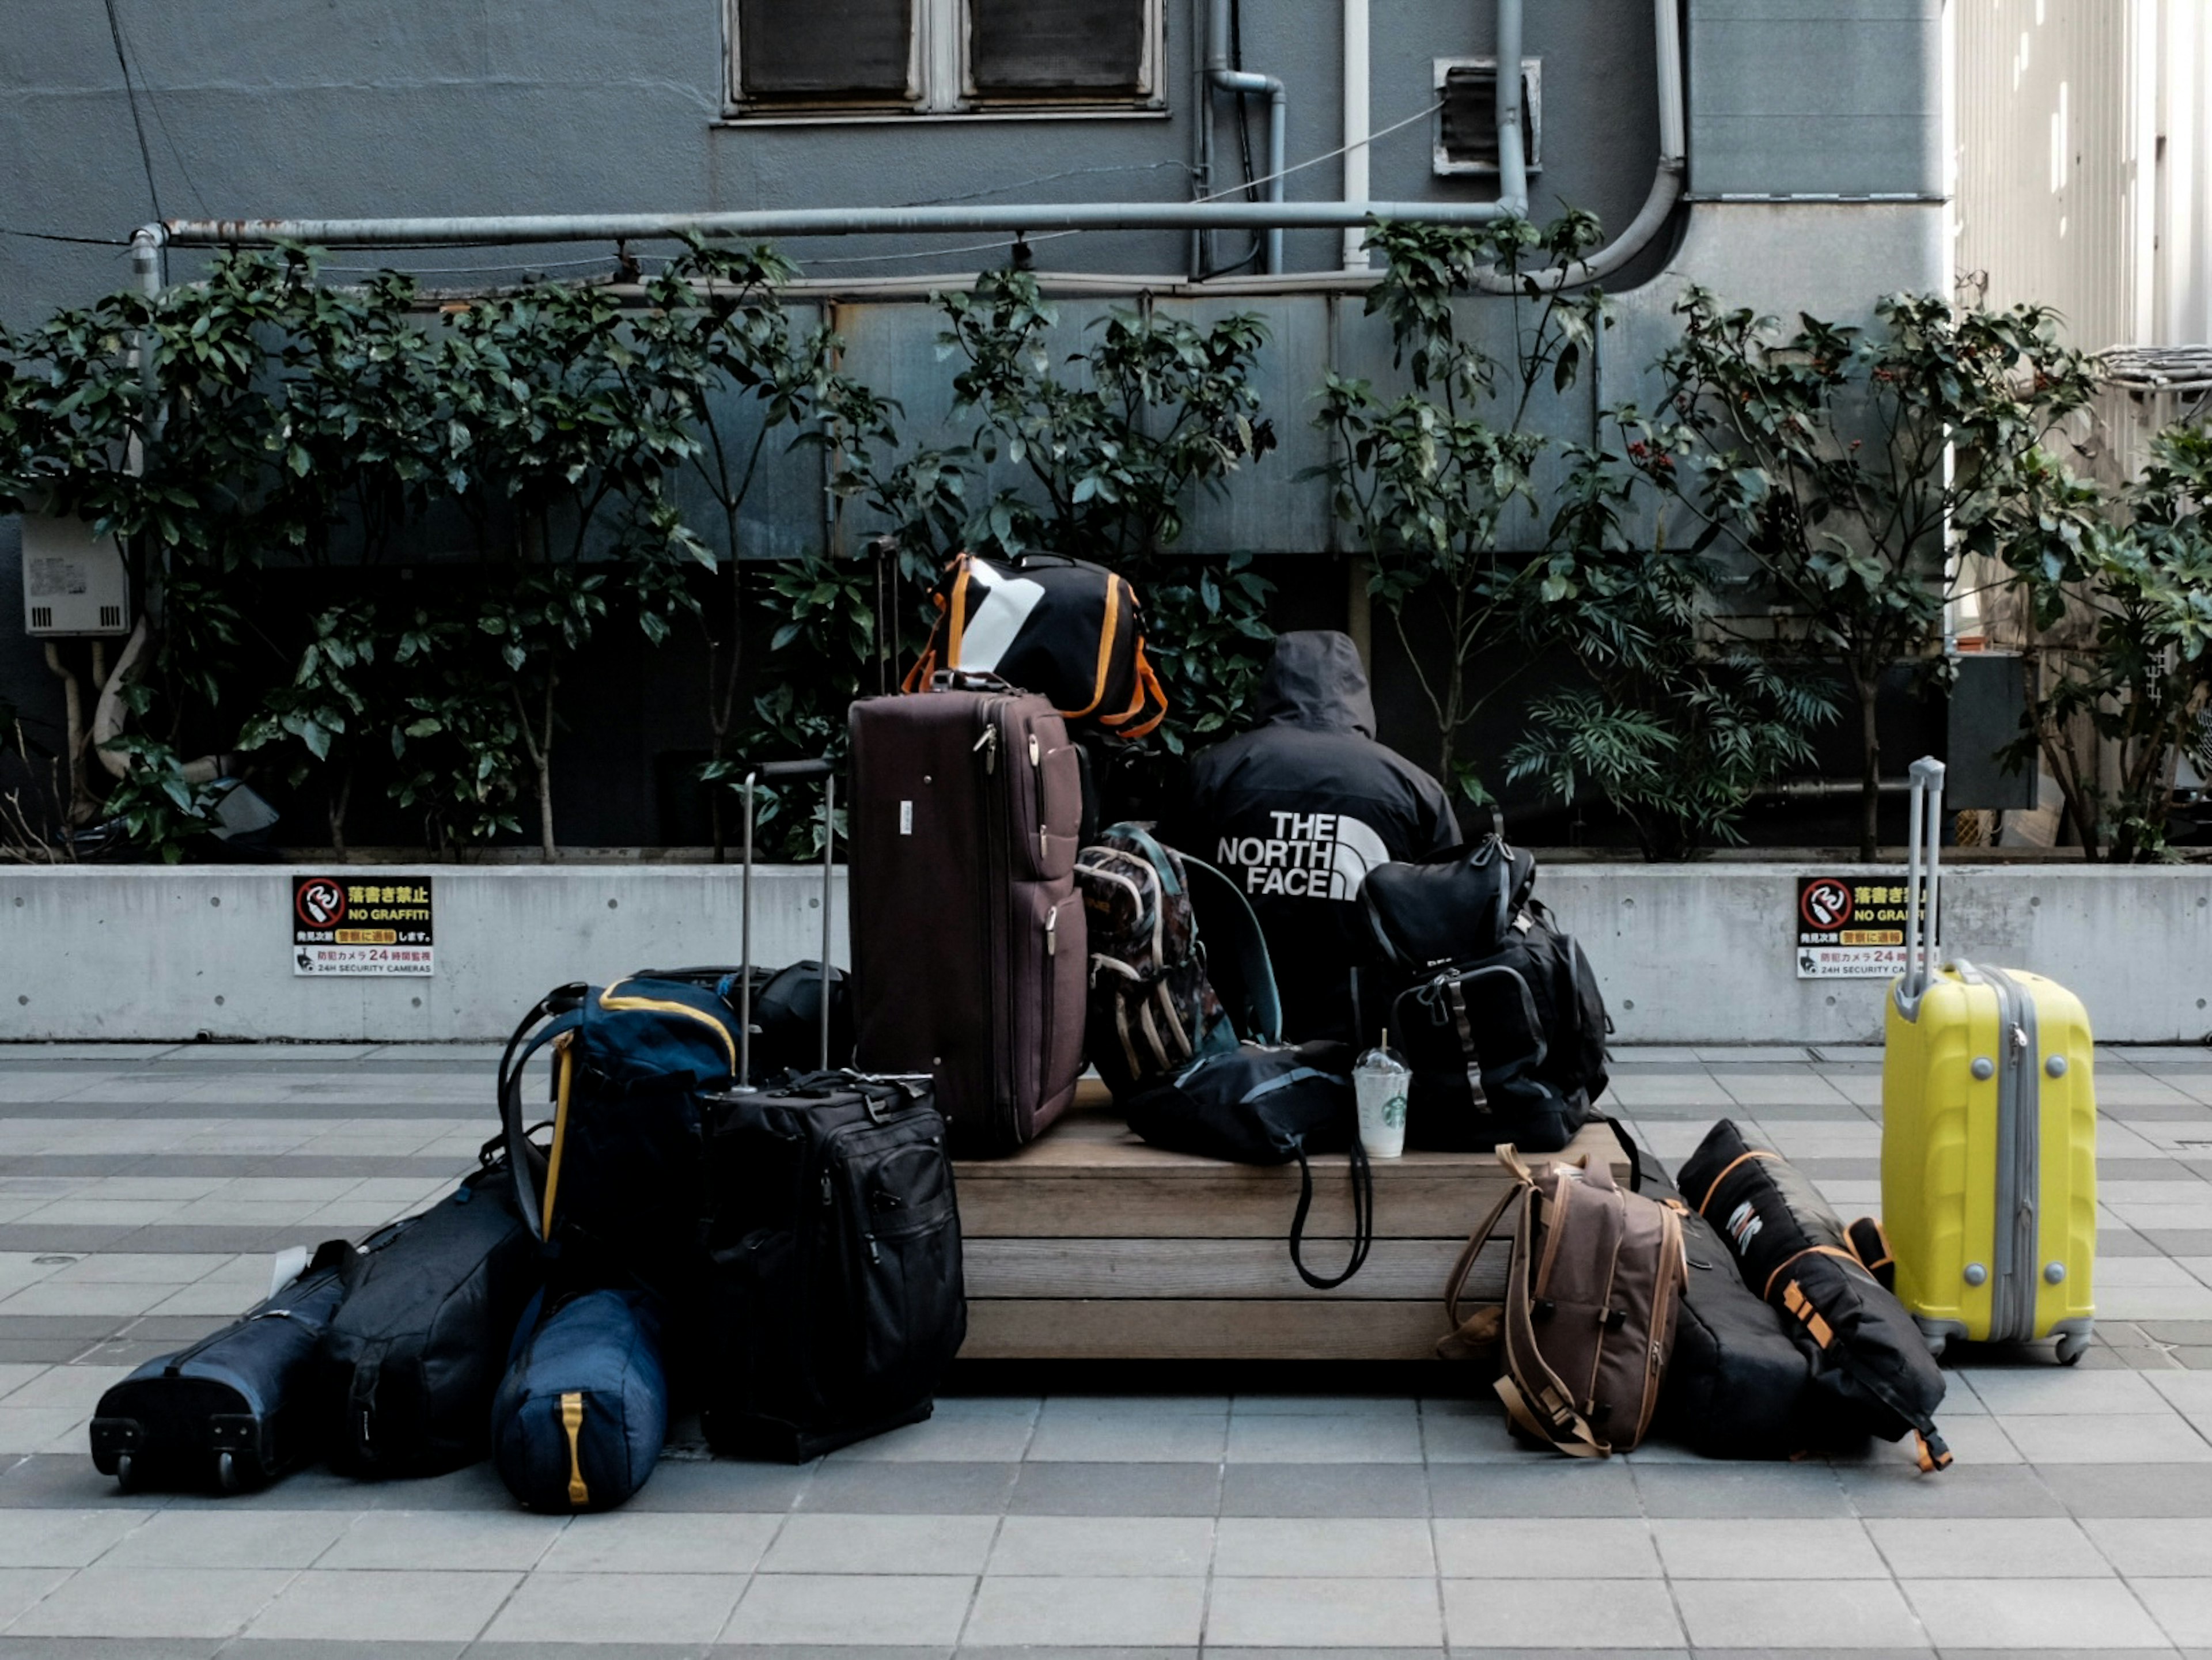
0;1043;2209;1657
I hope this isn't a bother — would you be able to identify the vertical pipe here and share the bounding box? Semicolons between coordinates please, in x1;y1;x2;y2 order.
1265;84;1286;275
1192;0;1211;279
820;771;835;1072
1494;0;1528;215
1341;0;1370;269
740;770;757;1089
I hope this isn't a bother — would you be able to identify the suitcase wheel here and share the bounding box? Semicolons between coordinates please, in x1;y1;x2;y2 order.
215;1451;241;1494
1922;1331;1948;1361
112;1453;139;1494
2055;1331;2090;1367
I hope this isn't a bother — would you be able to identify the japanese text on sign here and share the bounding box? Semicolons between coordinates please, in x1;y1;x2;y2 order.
1793;874;1928;980
293;874;435;976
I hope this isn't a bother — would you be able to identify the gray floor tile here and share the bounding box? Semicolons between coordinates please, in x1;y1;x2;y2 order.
795;1461;1015;1515
1427;1464;1637;1519
1866;1515;2111;1579
1213;1517;1434;1578
480;1572;748;1646
243;1570;519;1644
535;1511;782;1575
1900;1576;2169;1650
1835;1462;2066;1518
1630;1462;1851;1518
1440;1581;1680;1650
1006;1462;1220;1517
965;1574;1206;1647
100;1511;353;1569
2135;1579;2212;1648
2041;1461;2212;1518
0;1642;227;1660
1206;1576;1442;1649
1650;1517;1885;1578
1432;1518;1660;1580
1672;1578;1929;1650
2082;1517;2212;1576
1218;1464;1428;1518
984;1516;1214;1577
761;1513;998;1575
623;1461;813;1514
721;1574;975;1646
12;1567;297;1639
0;1507;155;1565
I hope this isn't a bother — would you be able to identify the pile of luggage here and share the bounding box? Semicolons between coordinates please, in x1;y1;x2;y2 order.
86;555;2095;1498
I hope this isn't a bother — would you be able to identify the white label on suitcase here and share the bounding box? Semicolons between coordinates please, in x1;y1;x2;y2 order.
899;801;913;835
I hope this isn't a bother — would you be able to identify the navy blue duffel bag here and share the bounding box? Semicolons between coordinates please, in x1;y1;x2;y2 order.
491;1287;668;1512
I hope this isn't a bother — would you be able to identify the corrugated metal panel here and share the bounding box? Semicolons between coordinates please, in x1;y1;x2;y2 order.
1953;0;2150;351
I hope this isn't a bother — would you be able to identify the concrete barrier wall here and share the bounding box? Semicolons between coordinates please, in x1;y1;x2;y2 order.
2;862;2207;1045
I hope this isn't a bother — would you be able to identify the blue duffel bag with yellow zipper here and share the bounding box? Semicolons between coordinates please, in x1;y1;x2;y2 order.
491;1286;668;1512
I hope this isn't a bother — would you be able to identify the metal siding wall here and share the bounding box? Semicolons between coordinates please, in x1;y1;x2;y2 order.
1953;0;2145;350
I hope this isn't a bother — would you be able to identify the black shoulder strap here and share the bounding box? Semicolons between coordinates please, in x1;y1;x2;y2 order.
1181;854;1283;1044
1287;1140;1373;1290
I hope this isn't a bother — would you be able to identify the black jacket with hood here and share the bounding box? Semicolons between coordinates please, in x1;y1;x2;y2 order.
1172;631;1459;1044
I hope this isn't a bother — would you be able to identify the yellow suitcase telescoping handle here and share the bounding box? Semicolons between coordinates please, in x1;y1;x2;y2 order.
1901;756;1947;1008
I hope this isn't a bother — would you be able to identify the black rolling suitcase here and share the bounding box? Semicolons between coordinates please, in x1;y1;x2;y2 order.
699;763;968;1461
319;1144;542;1478
90;1242;351;1492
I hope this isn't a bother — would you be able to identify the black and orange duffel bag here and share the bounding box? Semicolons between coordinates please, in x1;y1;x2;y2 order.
904;552;1168;742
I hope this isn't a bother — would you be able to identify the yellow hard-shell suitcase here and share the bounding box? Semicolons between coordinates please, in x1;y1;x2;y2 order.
1881;757;2096;1365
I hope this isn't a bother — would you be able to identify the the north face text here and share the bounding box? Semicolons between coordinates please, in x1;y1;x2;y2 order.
1218;812;1391;900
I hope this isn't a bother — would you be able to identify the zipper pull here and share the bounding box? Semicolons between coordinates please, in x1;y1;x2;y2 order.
1040;827;1051;865
974;726;998;772
820;1173;834;1207
1028;733;1040;767
866;1234;881;1264
1047;907;1058;957
2011;1024;2028;1054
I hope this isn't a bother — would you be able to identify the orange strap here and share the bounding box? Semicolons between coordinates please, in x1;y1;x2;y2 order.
1116;644;1169;741
1762;1244;1864;1303
1696;1148;1778;1216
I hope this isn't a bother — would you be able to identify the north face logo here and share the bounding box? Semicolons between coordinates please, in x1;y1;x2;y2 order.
1218;812;1391;900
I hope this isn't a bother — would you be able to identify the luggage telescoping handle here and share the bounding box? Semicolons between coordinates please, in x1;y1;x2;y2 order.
1903;756;1946;999
739;756;838;1089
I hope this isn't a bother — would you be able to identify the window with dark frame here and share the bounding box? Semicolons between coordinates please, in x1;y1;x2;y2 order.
730;0;1157;115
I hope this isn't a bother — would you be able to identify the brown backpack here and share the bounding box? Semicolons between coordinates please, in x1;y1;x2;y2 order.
1441;1146;1687;1457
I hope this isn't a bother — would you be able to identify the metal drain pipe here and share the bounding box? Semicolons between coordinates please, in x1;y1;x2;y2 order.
1205;0;1287;275
1471;0;1684;293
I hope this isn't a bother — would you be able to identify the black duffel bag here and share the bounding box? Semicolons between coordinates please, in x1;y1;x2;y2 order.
1679;1119;1952;1470
1362;836;1610;1153
1641;1163;1837;1460
318;1142;543;1479
1123;1041;1372;1290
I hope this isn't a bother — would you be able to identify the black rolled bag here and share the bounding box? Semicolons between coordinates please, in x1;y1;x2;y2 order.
492;1286;669;1513
318;1147;543;1479
1123;1041;1372;1290
1361;836;1611;1154
1678;1119;1952;1470
90;1241;352;1493
1641;1164;1836;1461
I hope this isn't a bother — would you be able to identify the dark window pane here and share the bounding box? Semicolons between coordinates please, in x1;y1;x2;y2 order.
1440;64;1535;166
740;0;911;98
969;0;1146;94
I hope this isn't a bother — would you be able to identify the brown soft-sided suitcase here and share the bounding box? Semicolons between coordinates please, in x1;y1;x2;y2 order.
849;681;1086;1155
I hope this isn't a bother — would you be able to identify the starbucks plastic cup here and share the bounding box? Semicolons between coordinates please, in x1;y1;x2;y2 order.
1353;1037;1411;1159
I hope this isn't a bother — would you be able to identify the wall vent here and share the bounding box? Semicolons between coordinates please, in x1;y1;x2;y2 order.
1433;57;1541;177
18;513;131;639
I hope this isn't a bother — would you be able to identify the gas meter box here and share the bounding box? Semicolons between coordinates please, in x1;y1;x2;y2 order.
20;512;130;638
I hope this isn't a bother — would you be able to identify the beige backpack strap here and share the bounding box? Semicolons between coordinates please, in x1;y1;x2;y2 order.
1438;1150;1536;1359
1494;1374;1608;1458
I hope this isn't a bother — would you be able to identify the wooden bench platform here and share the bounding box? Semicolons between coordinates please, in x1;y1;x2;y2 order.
952;1081;1631;1361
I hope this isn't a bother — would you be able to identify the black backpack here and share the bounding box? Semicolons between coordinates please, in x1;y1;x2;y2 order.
1362;836;1610;1153
700;1072;967;1462
1122;1041;1372;1289
318;1146;543;1478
